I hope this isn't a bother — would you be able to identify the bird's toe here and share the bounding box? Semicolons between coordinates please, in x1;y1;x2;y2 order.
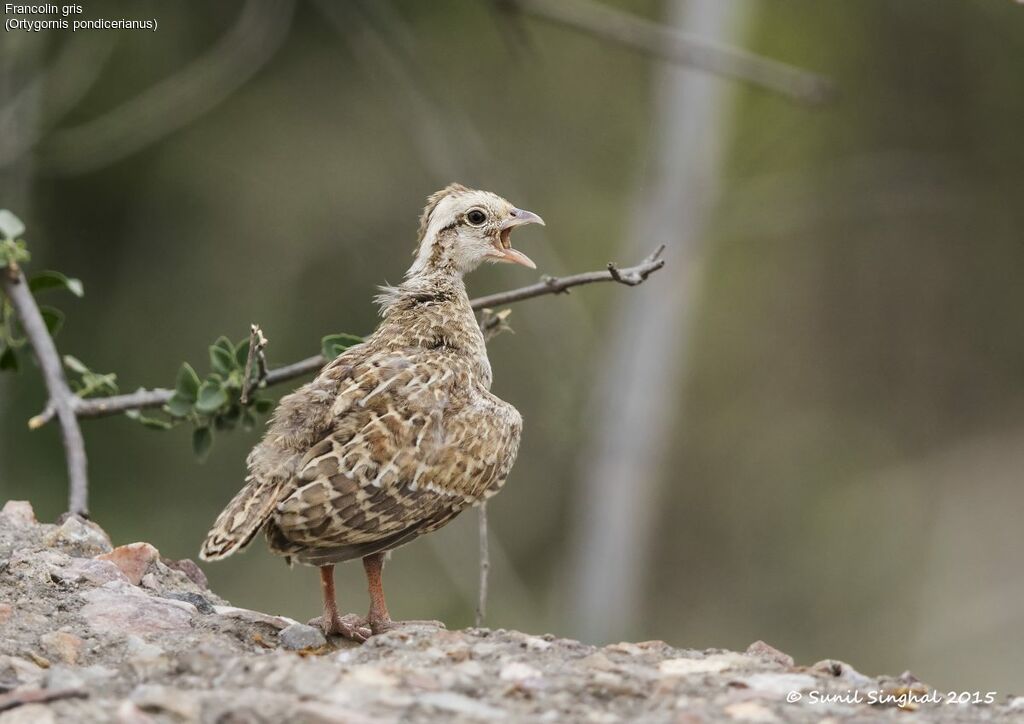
308;613;371;643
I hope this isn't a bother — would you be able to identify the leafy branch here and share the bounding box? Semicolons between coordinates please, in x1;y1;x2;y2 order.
0;212;89;516
1;209;666;517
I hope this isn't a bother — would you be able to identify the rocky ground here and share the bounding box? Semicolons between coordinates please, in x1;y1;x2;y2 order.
0;499;1019;723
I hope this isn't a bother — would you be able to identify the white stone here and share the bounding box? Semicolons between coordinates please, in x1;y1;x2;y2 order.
499;661;542;682
659;653;751;676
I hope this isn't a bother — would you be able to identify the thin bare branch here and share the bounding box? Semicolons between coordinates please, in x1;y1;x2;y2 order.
71;388;173;420
470;244;666;308
1;262;89;516
505;0;835;104
58;247;667;420
475;502;490;627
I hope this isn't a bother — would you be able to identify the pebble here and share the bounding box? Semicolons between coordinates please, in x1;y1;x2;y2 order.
51;558;128;587
212;605;297;630
499;661;542;682
523;635;553;651
139;573;160;590
745;641;794;669
659;653;752;677
160;557;208;589
604;641;645;656
162;592;215;615
44;517;112;556
278;623;327;651
96;543;160;585
0;500;35;525
80;583;195;635
39;631;84;665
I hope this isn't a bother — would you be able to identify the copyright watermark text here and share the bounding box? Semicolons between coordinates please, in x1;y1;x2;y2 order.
786;690;997;707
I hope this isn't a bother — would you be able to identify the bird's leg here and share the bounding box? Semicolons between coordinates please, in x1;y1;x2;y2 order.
363;552;394;635
361;553;446;635
309;564;370;642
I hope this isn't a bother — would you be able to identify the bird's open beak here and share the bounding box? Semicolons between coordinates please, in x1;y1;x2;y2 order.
492;208;545;269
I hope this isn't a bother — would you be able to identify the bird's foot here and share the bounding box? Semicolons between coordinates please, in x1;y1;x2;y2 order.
308;612;371;643
364;616;447;636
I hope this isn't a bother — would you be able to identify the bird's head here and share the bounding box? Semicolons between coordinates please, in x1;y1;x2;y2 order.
407;183;544;279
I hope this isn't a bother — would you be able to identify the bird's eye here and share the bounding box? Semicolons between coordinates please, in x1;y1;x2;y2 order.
466;209;487;226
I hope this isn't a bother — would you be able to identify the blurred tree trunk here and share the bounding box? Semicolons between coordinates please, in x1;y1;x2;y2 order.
0;37;44;478
564;0;740;642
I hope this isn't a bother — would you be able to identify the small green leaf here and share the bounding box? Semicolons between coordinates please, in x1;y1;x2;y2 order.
215;335;235;356
63;355;89;375
0;210;26;241
165;393;194;418
29;271;84;298
321;333;363;359
0;346;17;372
39;306;64;336
175;363;201;401
125;409;175;430
192;427;213;460
209;344;235;377
234;339;250;368
0;238;29;266
79;372;118;398
195;379;229;414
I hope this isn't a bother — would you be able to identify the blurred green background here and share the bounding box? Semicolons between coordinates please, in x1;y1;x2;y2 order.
3;0;1023;693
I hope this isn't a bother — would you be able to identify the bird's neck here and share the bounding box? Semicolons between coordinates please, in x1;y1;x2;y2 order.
375;270;491;385
400;266;467;300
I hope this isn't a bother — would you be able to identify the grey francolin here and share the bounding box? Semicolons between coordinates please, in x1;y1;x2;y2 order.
199;184;543;641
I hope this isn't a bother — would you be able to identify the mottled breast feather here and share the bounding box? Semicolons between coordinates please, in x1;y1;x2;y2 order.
249;276;521;566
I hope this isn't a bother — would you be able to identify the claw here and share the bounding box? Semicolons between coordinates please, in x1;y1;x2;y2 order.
308;613;371;643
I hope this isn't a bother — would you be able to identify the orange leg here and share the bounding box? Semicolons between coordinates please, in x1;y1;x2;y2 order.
361;552;446;635
311;564;369;642
363;553;394;634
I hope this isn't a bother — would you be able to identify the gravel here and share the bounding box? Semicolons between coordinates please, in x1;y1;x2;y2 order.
0;499;1019;723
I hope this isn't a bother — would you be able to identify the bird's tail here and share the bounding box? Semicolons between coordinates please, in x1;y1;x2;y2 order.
199;476;283;561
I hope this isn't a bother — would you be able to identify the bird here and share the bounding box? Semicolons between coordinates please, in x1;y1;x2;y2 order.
199;184;544;641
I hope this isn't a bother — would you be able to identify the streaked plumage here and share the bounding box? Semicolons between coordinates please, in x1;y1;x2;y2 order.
200;184;543;639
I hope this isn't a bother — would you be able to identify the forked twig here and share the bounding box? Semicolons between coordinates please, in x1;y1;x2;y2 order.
240;324;269;405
